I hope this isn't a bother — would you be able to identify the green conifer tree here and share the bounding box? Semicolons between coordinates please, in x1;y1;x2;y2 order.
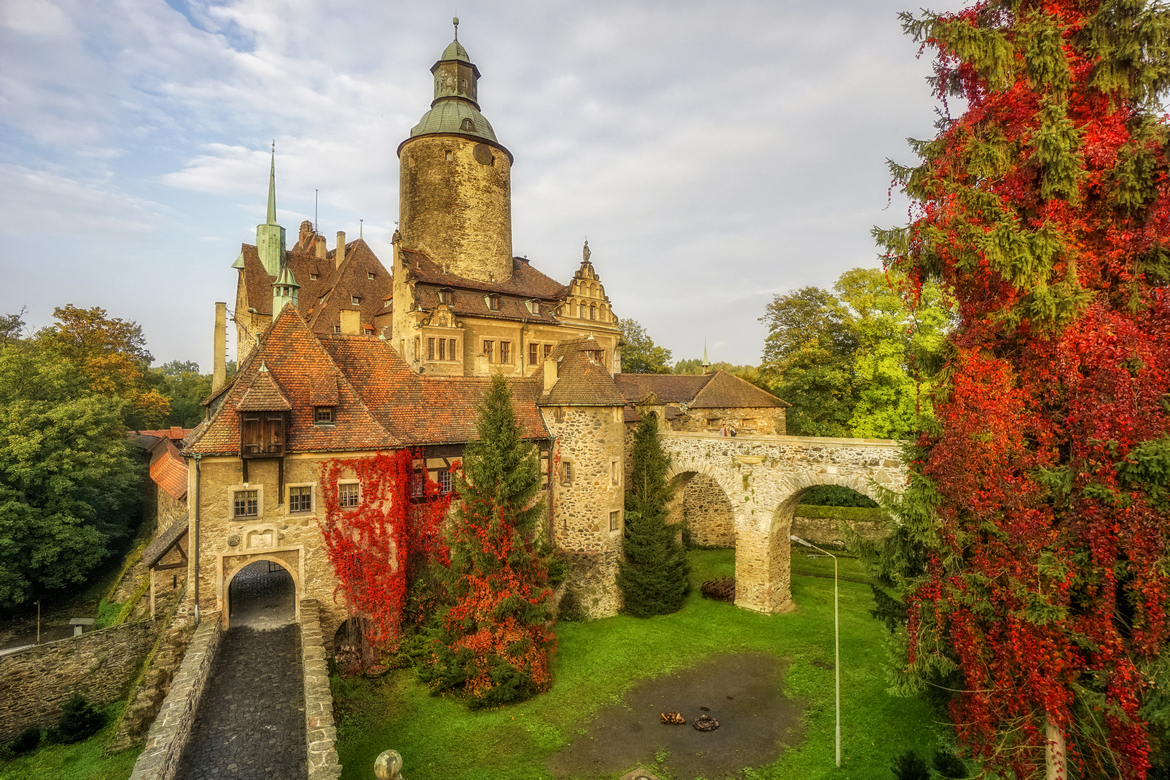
617;413;690;617
423;374;557;708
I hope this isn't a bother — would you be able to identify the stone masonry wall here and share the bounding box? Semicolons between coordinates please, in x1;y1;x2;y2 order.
673;406;786;436
301;600;342;780
682;473;735;547
546;406;626;618
791;514;891;547
0;619;157;743
129;613;223;780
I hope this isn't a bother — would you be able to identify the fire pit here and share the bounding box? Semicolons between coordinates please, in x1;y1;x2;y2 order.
693;715;720;732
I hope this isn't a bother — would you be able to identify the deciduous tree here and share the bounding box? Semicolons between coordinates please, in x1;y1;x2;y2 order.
151;361;212;429
618;319;673;374
875;2;1170;776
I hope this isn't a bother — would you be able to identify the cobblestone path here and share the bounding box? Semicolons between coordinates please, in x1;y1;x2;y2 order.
177;564;305;779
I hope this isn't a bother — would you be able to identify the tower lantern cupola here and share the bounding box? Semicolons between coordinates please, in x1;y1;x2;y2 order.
256;143;286;277
397;19;514;284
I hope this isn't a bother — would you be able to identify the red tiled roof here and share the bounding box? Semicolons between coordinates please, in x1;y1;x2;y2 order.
542;338;625;407
149;440;189;501
613;374;711;404
235;363;293;411
690;370;791;409
402;250;566;300
310;373;340;406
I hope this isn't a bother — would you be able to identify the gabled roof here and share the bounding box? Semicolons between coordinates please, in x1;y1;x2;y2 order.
149;439;189;501
186;307;396;456
235;364;292;411
402;250;565;300
613;371;790;409
542;338;625;407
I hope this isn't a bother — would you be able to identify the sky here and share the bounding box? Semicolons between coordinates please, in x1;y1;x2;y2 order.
0;0;970;370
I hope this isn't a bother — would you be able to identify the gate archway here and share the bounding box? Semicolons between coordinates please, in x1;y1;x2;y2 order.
225;558;297;629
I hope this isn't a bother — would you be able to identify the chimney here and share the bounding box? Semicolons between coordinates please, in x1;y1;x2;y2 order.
315;235;327;258
543;356;558;394
336;231;346;268
212;302;227;392
340;309;361;336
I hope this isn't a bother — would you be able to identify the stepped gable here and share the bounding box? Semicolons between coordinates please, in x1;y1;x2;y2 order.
402;249;565;323
237;238;391;335
185;306;396;456
542;337;625;407
613;373;711;405
320;336;549;445
689;370;790;409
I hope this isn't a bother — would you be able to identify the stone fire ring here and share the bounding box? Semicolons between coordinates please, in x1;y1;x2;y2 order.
693;715;719;732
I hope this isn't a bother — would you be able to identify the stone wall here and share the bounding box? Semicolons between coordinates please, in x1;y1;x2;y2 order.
673;406;787;436
129;613;223;780
545;406;626;618
679;473;735;547
0;619;157;743
791;513;891;547
301;600;342;780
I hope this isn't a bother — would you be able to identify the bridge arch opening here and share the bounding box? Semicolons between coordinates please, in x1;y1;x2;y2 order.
668;472;736;549
225;558;297;629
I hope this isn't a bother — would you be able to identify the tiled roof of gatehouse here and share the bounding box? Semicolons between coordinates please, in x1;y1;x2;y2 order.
542;338;625;407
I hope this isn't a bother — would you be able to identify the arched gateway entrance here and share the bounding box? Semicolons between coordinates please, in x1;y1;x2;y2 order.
225;558;298;628
661;432;907;613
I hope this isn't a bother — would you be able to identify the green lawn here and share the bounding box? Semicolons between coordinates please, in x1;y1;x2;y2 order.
333;548;942;780
0;703;141;780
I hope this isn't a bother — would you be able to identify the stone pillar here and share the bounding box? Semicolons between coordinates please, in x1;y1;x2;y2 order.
212;303;227;393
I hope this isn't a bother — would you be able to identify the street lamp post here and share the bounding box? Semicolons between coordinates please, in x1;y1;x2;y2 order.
791;534;840;767
35;599;41;645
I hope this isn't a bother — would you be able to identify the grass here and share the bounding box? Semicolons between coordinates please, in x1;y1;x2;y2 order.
0;702;141;780
333;548;942;780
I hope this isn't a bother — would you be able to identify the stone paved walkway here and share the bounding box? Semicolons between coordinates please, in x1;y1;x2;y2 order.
177;564;305;780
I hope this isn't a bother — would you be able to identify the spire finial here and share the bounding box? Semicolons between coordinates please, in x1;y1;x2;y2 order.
453;16;459;40
702;341;711;372
266;141;277;225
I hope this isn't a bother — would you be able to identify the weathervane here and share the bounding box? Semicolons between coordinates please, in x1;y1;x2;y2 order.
453;16;459;40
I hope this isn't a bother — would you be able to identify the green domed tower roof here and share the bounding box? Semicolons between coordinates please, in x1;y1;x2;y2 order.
404;18;510;158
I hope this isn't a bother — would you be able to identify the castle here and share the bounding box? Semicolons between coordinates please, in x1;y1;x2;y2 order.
172;25;789;643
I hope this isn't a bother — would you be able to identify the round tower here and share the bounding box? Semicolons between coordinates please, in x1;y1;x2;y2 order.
397;20;514;283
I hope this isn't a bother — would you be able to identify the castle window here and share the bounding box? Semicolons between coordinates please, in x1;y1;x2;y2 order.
439;288;453;305
500;341;511;364
589;304;596;320
460;117;476;132
561;461;572;484
315;407;334;425
428;338;436;361
368;272;376;280
363;327;374;335
289;485;313;513
241;413;284;456
233;489;258;519
486;294;500;311
338;481;360;508
351;296;361;305
449;339;457;360
611;460;619;484
544;344;553;360
438;338;446;361
483;340;494;362
439;468;453;494
310;273;319;281
529;343;538;366
610;510;620;532
526;299;540;315
445;150;453;161
334;325;342;334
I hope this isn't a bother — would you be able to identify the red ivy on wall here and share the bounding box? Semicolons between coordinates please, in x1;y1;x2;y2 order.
318;450;454;651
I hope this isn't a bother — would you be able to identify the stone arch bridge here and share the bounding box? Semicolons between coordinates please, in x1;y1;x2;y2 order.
659;431;908;614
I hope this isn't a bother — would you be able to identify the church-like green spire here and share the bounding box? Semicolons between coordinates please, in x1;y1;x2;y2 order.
266;141;277;225
256;141;286;277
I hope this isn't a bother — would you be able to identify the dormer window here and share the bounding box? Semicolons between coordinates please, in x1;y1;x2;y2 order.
334;325;342;334
363;327;374;336
314;407;334;425
240;413;286;457
310;273;319;281
439;288;454;305
485;294;500;311
526;299;541;315
368;272;376;280
460;117;476;132
351;296;361;305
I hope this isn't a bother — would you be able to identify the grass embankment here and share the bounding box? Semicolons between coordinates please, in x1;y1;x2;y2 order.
334;548;940;780
0;703;140;780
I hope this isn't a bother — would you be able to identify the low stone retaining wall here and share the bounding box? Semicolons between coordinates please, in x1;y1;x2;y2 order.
301;600;342;779
0;619;156;743
792;514;891;547
129;612;223;780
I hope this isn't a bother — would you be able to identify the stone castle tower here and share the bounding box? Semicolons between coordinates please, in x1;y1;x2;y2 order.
397;18;513;284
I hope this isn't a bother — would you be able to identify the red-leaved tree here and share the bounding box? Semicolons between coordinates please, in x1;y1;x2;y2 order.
876;1;1170;777
319;450;453;660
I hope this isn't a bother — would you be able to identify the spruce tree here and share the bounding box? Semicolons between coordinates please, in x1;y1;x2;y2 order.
875;2;1170;777
422;374;556;708
617;413;690;617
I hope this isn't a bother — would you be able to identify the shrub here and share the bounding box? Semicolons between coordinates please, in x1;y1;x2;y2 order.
556;589;586;623
891;749;930;780
49;693;106;744
8;726;42;755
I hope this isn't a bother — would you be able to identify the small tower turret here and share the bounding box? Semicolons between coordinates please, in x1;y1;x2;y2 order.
256;143;286;277
272;264;299;313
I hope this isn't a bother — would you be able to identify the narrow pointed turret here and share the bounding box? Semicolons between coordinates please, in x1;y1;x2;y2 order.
256;142;286;277
702;344;710;374
271;263;299;313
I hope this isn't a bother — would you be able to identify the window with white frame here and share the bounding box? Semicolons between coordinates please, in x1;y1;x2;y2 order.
233;489;258;518
289;485;313;513
439;468;453;494
338;481;360;508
